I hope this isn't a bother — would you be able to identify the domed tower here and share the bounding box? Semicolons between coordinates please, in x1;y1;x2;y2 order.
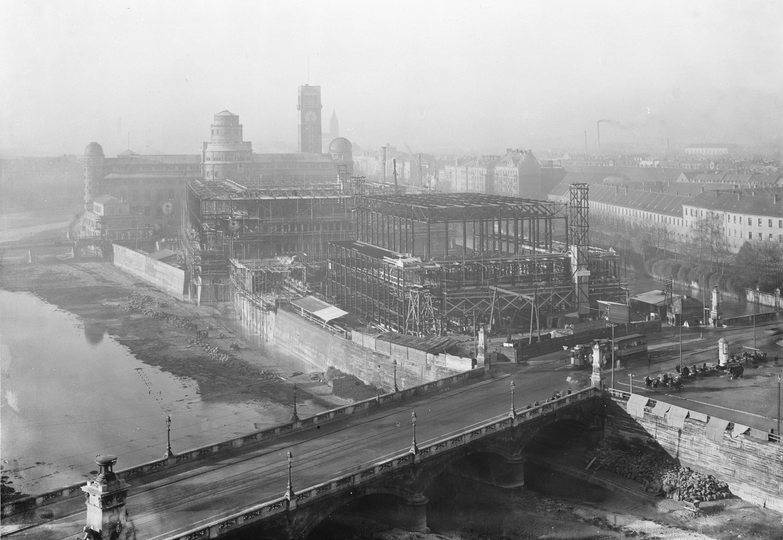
201;111;254;184
83;142;105;206
329;137;353;180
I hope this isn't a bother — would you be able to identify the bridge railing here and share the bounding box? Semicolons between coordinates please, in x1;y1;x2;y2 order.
166;387;602;540
1;367;487;518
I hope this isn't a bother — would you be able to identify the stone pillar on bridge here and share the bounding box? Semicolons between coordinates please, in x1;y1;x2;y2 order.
477;324;489;370
388;494;429;533
590;342;604;389
497;456;526;489
81;455;134;540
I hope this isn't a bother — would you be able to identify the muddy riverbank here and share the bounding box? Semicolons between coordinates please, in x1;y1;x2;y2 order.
0;260;370;495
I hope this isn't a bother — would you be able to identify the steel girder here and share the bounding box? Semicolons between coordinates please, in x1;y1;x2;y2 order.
356;193;564;223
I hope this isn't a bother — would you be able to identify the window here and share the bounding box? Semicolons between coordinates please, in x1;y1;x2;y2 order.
758;218;762;227
758;232;762;240
733;215;737;224
748;217;752;225
769;219;773;227
749;232;752;239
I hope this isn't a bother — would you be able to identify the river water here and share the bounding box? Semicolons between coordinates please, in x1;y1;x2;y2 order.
0;289;292;496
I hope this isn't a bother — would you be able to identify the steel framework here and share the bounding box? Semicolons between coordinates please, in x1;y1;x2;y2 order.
568;183;591;317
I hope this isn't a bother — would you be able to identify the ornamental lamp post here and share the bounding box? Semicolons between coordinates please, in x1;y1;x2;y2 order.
284;451;294;501
291;384;299;423
410;411;418;455
509;380;516;418
164;415;174;458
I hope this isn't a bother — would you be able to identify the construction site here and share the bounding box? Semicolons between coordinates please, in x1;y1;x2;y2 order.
183;179;625;340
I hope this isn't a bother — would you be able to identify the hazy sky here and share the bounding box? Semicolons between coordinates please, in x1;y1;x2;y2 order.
1;0;781;156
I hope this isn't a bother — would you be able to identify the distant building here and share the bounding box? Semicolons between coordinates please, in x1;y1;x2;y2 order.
684;144;734;156
201;110;254;184
684;190;783;250
298;85;322;154
328;137;353;179
493;149;542;199
82;109;349;238
465;156;498;194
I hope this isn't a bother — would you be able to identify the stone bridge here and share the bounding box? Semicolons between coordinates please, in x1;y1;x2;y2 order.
170;388;604;540
3;371;606;540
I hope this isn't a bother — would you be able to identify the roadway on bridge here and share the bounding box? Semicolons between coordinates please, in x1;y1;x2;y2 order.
6;363;575;540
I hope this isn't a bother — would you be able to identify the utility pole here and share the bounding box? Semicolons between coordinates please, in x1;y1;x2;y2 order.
611;323;615;389
778;375;781;443
679;321;683;373
381;146;388;185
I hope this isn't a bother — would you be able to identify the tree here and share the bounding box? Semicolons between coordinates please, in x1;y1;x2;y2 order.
733;241;783;292
688;214;730;271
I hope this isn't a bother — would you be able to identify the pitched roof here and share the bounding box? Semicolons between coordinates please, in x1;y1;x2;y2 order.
589;185;688;217
687;191;783;217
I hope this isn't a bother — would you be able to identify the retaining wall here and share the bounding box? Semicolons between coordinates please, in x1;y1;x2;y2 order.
273;308;463;389
604;390;783;512
113;244;186;300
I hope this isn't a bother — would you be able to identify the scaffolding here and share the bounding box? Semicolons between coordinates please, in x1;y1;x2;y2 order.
568;183;591;317
354;192;565;258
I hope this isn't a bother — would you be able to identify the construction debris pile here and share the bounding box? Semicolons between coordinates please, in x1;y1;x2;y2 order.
124;292;197;330
586;443;732;503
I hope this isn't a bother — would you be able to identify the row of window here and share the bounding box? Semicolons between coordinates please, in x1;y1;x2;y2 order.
730;231;783;241
592;203;683;227
727;214;783;228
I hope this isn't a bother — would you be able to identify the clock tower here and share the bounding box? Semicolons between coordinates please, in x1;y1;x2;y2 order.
298;85;322;154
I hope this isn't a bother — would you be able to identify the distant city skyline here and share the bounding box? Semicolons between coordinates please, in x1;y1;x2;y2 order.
1;0;780;157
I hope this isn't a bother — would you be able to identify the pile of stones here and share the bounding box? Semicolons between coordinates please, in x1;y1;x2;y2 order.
587;443;731;503
660;467;731;502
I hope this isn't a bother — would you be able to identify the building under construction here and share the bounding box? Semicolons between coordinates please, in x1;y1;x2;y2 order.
183;177;399;300
326;187;623;336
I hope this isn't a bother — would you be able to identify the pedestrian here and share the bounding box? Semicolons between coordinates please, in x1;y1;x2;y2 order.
648;353;652;365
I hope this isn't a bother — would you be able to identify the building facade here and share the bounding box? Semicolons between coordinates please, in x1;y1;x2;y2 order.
298;85;322;154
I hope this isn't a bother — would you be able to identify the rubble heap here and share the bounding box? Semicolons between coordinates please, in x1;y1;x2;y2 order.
587;443;731;503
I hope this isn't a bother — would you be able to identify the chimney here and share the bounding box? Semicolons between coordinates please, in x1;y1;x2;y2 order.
774;194;781;204
737;193;741;201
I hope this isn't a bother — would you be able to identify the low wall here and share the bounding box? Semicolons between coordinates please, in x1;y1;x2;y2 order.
604;389;783;512
1;367;486;518
274;308;463;388
746;288;782;310
352;330;474;373
113;244;185;300
722;311;781;327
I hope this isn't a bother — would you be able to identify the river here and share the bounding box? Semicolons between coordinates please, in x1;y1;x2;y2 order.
0;289;290;496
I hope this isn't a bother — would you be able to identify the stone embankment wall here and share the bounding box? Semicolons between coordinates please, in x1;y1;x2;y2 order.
232;287;469;389
604;390;783;512
273;308;468;388
113;245;186;300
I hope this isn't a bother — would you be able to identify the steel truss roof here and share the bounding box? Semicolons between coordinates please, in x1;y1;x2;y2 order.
356;193;565;222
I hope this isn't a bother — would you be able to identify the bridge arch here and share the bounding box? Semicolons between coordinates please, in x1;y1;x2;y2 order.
299;485;425;539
